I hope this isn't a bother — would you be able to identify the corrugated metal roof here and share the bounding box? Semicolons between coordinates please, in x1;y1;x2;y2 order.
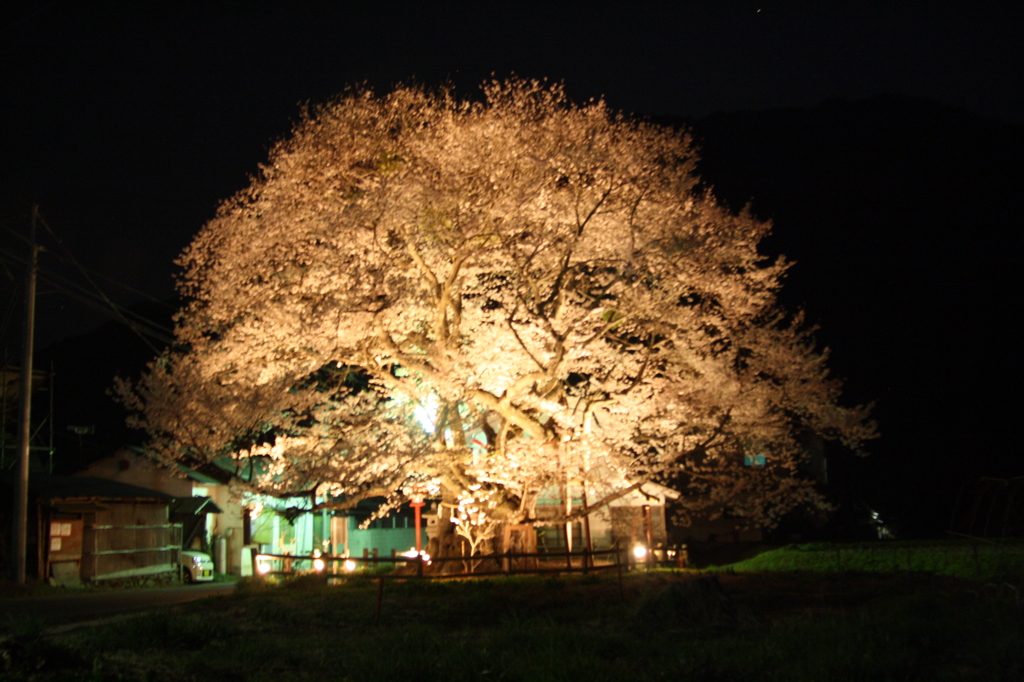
169;496;223;515
125;445;233;485
29;475;175;502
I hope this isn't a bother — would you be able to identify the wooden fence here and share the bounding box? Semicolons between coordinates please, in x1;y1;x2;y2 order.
84;522;182;581
251;546;688;625
252;544;687;581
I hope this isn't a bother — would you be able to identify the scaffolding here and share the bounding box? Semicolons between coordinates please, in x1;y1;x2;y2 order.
0;358;55;473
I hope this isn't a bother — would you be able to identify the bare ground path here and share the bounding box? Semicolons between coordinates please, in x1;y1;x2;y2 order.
1;582;235;632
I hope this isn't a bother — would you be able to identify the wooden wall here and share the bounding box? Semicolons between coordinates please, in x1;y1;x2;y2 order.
81;501;181;581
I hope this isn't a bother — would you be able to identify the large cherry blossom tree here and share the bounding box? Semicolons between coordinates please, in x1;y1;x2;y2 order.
120;80;874;539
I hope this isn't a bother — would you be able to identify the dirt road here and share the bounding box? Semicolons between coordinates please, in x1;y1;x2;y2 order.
2;582;236;632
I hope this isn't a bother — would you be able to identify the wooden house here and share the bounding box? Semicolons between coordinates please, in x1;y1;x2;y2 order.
1;475;180;585
76;447;245;574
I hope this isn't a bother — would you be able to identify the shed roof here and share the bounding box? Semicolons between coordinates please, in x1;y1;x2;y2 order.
169;496;223;515
30;475;175;502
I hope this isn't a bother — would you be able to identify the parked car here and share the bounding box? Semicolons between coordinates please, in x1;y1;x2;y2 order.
180;550;215;583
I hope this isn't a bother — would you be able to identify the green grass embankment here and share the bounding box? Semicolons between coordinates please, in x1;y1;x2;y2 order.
719;540;1024;580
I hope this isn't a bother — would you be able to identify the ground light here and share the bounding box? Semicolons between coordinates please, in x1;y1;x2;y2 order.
312;549;325;572
402;548;431;565
343;559;357;572
632;545;648;560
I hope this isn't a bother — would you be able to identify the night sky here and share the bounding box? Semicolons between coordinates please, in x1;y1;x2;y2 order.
2;2;1022;536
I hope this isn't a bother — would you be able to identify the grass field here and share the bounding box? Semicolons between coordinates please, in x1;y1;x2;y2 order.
716;540;1024;581
2;543;1022;681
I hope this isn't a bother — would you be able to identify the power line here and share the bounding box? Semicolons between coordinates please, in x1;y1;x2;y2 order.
0;223;176;309
36;281;175;346
0;252;175;347
0;245;164;320
0;246;174;334
0;223;176;350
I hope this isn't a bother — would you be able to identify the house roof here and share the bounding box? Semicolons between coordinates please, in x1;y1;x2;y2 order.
28;475;176;502
125;445;234;485
169;496;223;515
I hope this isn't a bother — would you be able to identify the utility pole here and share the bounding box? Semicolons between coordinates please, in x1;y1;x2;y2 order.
14;205;39;584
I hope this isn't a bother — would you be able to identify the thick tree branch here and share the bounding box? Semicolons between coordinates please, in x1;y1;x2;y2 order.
469;388;549;441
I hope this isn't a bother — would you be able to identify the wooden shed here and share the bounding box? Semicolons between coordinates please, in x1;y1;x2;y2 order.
28;476;181;584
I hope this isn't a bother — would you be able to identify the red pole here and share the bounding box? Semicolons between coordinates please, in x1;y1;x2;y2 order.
411;501;424;553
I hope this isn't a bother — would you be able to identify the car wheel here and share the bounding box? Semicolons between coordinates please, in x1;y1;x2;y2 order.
183;569;194;584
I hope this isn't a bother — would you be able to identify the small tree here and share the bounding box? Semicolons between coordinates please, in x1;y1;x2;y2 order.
120;80;874;544
450;485;502;572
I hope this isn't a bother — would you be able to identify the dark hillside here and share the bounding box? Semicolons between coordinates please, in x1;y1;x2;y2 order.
37;300;174;473
680;95;1024;535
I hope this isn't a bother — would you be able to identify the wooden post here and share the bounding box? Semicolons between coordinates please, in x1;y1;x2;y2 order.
47;362;54;473
581;484;593;569
1;351;7;470
563;524;573;571
374;576;384;625
616;544;625;600
37;500;45;581
502;525;511;573
642;504;654;567
14;205;38;584
560;477;572;570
